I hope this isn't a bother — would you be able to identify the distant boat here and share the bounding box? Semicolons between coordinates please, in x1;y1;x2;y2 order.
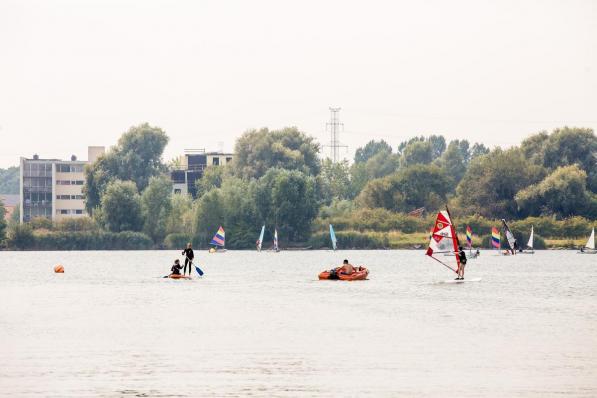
520;226;535;254
466;225;478;258
501;219;517;255
329;224;337;251
209;226;227;253
273;228;280;252
578;228;596;254
257;225;265;252
491;226;501;253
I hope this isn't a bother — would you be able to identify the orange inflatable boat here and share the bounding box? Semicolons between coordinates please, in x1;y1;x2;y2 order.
168;274;192;280
318;267;369;281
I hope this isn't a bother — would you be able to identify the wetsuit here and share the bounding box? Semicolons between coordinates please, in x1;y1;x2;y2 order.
171;263;183;275
458;249;467;279
182;248;194;275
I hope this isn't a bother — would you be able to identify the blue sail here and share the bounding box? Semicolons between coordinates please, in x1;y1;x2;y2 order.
329;224;337;251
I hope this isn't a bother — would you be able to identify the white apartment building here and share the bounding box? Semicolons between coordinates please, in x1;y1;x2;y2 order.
20;146;105;223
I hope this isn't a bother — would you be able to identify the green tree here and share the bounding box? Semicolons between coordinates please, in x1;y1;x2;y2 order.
195;165;228;198
318;159;352;204
0;166;19;194
436;140;467;185
6;223;33;250
166;194;195;236
98;180;143;232
357;164;451;212
398;135;446;159
515;165;596;218
266;169;319;241
0;199;6;244
366;150;400;178
232;127;320;179
84;123;169;212
400;140;434;167
455;148;545;218
354;140;392;163
470;142;490;160
141;176;173;243
521;127;597;191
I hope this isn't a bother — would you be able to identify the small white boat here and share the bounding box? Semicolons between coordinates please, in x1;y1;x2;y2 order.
578;228;596;254
519;226;535;254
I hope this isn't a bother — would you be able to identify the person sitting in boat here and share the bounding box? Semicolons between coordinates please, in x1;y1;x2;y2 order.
171;259;183;276
457;246;467;280
339;259;355;275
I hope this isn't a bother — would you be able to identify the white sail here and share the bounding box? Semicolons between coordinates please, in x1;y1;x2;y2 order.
586;228;595;250
426;210;461;275
257;225;265;251
527;226;534;249
273;229;279;251
330;224;337;251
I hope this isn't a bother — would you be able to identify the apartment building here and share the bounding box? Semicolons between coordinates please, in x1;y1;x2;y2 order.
20;146;105;223
170;149;234;197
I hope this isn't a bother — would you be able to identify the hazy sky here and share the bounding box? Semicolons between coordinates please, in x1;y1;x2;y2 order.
1;0;596;167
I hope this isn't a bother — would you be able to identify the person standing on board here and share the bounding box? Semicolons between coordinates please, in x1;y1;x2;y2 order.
182;243;194;276
457;246;467;280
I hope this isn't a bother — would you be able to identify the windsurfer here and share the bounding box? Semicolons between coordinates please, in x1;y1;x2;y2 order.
182;243;194;275
457;246;467;280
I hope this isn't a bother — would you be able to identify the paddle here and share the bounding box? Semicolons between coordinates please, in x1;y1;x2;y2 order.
186;255;204;276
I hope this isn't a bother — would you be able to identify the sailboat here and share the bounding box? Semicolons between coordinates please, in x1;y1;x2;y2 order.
491;226;501;254
519;226;535;254
329;224;337;251
578;228;596;254
256;225;265;252
209;226;227;253
501;219;517;255
466;225;479;258
426;208;478;282
272;228;280;252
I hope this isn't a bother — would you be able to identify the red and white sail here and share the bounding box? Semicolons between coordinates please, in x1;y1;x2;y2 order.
426;210;461;274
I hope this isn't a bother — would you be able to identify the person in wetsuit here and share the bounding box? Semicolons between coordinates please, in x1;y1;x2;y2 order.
171;259;183;275
182;242;194;276
457;246;467;280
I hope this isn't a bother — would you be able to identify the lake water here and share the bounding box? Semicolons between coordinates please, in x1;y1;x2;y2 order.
0;250;596;397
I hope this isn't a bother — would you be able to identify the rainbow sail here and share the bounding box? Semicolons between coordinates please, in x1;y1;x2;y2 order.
210;226;225;247
466;225;473;248
491;227;500;249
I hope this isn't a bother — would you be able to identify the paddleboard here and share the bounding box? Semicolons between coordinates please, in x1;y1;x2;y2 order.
439;277;482;284
167;274;192;280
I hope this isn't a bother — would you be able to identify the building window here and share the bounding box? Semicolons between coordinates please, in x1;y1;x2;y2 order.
226;157;232;163
74;180;84;185
174;189;181;194
212;157;220;166
75;210;83;214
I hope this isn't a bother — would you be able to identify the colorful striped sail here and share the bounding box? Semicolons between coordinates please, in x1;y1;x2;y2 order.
491;227;500;249
466;225;473;248
210;226;225;247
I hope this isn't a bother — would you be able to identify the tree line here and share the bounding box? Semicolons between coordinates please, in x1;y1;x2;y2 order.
1;123;596;250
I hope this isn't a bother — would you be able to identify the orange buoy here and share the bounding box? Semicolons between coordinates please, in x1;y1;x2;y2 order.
54;264;64;273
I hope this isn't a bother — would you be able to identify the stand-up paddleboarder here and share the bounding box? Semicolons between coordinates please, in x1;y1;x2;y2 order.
182;243;194;276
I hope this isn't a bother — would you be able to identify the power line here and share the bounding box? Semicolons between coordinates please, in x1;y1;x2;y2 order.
323;107;347;162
